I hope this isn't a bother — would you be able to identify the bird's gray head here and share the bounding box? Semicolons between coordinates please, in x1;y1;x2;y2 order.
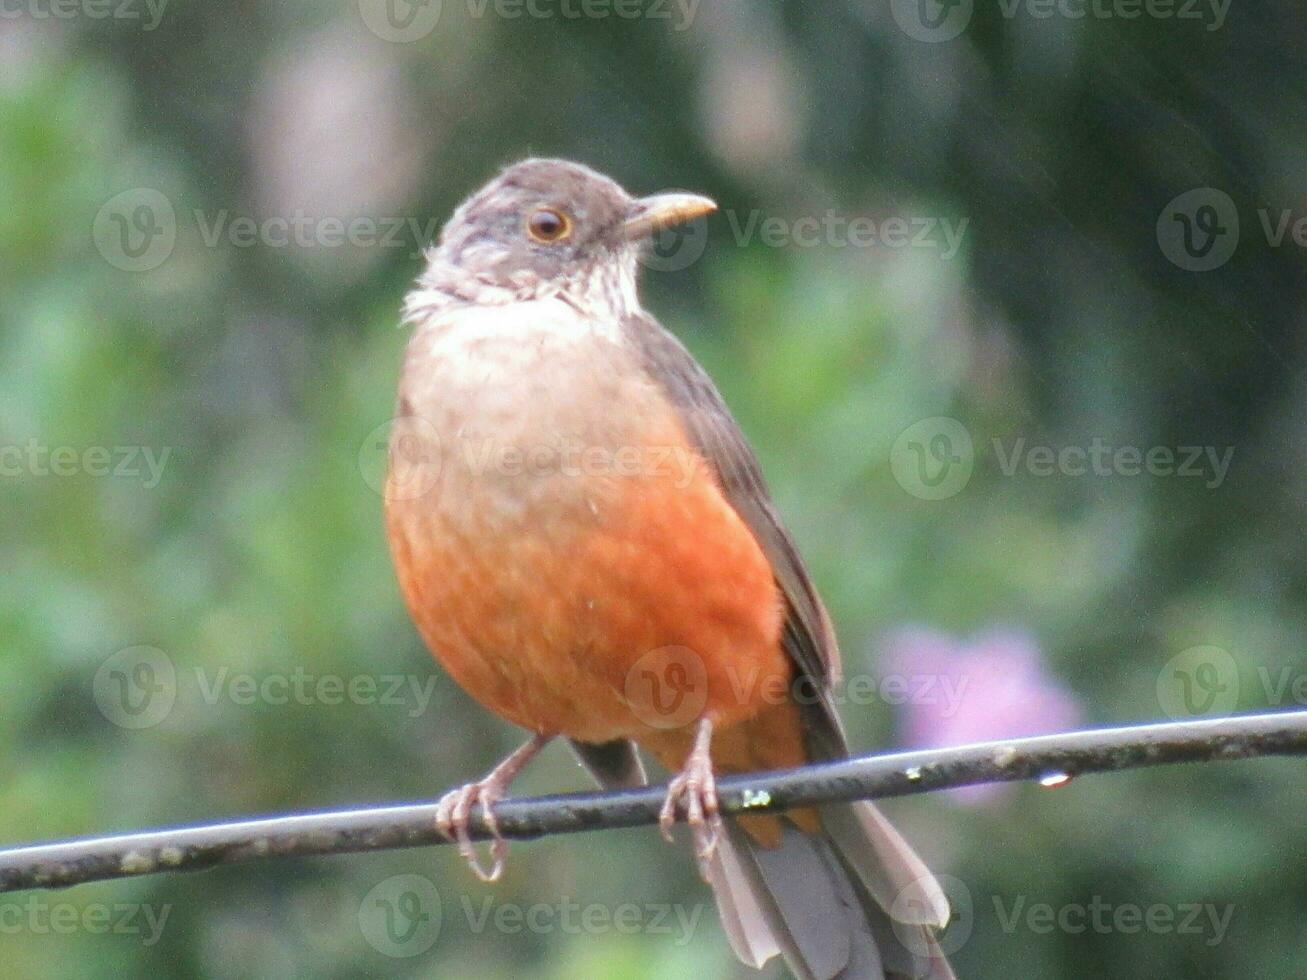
409;159;715;319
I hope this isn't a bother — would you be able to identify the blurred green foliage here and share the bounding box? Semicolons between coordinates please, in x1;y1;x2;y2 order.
3;2;1307;977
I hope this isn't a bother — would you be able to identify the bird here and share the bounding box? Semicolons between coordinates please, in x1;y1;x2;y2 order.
384;158;954;979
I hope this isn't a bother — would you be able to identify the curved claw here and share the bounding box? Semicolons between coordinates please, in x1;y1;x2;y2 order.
657;719;723;880
436;780;510;882
435;733;552;883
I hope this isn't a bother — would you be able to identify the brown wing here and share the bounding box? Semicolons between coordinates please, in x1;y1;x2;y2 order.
623;312;848;759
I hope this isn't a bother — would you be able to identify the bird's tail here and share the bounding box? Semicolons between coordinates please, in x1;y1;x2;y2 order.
706;801;955;980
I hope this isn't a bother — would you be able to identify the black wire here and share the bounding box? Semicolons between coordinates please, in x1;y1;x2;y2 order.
2;710;1305;893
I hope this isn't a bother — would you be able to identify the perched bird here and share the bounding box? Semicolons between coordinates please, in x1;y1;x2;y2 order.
385;158;953;979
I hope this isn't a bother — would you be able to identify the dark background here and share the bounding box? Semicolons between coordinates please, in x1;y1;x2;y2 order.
3;1;1307;976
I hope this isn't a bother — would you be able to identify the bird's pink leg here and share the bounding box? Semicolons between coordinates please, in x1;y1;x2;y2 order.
436;733;552;882
658;718;722;879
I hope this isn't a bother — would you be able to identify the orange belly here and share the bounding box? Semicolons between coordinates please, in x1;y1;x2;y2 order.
386;415;792;747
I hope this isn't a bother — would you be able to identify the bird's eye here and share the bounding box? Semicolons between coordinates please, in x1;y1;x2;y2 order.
526;208;572;243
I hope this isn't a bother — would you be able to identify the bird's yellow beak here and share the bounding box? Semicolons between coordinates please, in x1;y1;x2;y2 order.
623;192;717;240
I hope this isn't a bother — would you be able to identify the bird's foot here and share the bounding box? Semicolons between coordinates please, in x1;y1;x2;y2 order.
658;719;722;880
435;777;512;882
436;733;551;883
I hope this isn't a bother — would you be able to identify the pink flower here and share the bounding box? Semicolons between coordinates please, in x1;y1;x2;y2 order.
880;628;1083;804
